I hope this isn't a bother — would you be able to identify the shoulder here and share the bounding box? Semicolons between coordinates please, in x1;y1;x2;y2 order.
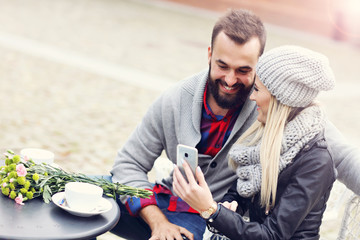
295;132;335;173
147;69;207;115
164;69;208;95
278;133;336;194
181;69;208;94
160;69;208;103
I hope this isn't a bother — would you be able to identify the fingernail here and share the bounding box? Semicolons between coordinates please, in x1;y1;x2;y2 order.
197;166;202;172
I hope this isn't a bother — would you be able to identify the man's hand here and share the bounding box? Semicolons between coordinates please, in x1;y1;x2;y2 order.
140;205;193;240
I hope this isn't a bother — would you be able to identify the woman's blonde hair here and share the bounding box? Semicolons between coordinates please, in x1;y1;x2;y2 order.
229;96;293;212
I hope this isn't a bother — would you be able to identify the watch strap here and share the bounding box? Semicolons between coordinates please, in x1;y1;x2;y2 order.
208;203;221;222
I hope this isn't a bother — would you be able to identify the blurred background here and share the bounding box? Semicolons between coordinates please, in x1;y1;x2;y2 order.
0;0;359;239
165;0;360;45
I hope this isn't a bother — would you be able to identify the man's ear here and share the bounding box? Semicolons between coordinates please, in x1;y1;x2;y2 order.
207;46;212;65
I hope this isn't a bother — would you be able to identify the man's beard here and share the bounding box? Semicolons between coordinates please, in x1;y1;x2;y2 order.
207;67;252;109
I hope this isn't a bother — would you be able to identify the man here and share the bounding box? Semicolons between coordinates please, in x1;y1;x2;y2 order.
110;9;360;240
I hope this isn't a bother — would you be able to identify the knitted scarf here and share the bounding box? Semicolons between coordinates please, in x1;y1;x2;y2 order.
228;105;326;198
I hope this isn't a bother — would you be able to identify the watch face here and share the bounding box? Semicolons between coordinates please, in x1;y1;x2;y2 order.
201;211;211;219
200;202;217;219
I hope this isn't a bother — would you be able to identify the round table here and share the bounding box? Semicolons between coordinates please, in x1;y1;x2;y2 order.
0;193;120;240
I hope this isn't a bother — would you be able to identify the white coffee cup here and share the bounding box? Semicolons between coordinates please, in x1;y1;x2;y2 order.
20;148;55;164
65;182;103;212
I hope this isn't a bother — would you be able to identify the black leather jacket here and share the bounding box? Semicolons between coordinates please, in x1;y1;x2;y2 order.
209;133;336;239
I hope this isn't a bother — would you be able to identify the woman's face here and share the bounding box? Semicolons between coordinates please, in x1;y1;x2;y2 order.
250;77;271;124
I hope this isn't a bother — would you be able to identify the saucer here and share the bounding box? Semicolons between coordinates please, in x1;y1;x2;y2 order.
52;192;112;217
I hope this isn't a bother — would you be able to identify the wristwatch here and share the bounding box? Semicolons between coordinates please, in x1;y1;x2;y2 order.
200;201;218;219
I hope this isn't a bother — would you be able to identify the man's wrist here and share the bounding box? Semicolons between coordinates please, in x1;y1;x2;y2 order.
139;205;169;230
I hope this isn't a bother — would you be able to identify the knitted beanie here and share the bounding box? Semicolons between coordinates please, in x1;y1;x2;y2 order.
256;45;335;107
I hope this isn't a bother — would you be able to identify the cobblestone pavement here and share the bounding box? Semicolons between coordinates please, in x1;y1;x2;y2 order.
0;0;359;239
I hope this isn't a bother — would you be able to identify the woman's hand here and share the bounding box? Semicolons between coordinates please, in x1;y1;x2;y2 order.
172;161;215;213
221;201;238;212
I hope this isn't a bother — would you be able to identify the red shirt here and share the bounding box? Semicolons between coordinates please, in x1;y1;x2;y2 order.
196;83;241;157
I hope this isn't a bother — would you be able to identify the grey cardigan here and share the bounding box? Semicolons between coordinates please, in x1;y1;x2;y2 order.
111;69;360;203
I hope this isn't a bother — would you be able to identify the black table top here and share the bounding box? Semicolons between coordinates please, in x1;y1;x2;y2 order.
0;193;120;240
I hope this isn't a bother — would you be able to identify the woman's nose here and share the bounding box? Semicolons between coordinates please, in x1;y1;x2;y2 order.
249;92;256;101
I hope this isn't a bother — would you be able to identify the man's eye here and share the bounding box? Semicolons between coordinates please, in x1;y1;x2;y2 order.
219;65;227;69
237;69;251;74
254;86;259;92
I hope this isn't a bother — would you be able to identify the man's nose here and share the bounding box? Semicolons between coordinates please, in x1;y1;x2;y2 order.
224;71;237;87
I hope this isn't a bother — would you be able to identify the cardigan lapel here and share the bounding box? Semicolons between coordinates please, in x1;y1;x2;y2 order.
179;69;208;147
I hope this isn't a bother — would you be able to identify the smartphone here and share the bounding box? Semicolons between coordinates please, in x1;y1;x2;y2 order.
177;144;198;176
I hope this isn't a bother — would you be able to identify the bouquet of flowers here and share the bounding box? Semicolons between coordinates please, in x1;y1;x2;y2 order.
0;150;152;205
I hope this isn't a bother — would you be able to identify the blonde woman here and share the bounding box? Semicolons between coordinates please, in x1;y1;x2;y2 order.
173;45;336;239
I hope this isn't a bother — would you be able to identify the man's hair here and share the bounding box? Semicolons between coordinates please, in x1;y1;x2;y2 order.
211;9;266;56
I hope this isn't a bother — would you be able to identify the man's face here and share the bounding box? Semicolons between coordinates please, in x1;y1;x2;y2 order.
207;32;261;109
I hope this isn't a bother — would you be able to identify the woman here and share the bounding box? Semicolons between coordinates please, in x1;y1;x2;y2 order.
173;45;336;239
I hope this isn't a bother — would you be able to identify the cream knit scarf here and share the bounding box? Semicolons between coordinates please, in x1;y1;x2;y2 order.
228;105;326;198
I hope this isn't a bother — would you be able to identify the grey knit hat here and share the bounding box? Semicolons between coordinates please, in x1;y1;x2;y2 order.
256;45;335;107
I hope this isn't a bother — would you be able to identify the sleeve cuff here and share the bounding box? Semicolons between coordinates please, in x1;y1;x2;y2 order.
208;203;221;223
125;188;156;216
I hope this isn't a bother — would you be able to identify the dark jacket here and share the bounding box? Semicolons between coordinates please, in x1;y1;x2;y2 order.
209;133;336;240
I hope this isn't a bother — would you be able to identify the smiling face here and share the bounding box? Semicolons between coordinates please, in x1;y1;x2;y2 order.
207;32;261;113
250;77;272;124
